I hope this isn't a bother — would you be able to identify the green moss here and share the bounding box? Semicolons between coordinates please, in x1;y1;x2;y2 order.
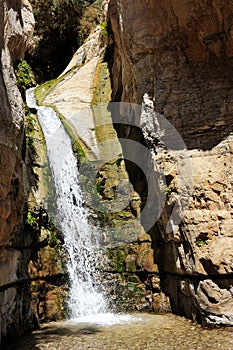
57;111;86;162
47;227;58;247
42;166;56;212
89;60;135;232
35;80;87;163
92;61;113;144
72;140;86;163
107;247;127;272
35;78;60;105
126;281;145;299
25;105;36;149
126;259;136;273
110;274;147;312
34;67;75;104
30;108;57;216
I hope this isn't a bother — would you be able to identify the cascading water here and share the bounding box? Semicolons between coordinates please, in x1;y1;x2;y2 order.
26;88;106;318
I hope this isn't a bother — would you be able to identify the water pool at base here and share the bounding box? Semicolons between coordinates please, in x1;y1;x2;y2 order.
68;312;138;326
6;313;233;350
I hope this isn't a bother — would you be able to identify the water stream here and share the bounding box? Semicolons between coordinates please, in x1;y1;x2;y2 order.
26;88;107;319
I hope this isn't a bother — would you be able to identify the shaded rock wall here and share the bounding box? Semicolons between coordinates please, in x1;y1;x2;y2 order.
107;0;233;325
90;61;170;313
0;0;35;344
108;0;233;149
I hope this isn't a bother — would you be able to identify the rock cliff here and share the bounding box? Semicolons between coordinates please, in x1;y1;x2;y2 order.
1;0;231;339
0;0;35;344
30;0;233;325
36;2;170;314
107;0;233;325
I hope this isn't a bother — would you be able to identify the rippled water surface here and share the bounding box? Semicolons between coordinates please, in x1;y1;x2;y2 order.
7;313;233;350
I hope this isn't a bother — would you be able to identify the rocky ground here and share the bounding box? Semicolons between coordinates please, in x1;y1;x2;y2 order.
5;314;233;350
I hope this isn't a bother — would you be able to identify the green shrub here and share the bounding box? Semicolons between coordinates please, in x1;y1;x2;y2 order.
80;0;103;41
195;239;207;247
26;211;37;227
99;21;108;35
160;185;172;195
27;0;101;82
15;59;35;97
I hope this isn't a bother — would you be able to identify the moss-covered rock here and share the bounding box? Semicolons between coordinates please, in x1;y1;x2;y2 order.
29;54;168;316
89;61;165;312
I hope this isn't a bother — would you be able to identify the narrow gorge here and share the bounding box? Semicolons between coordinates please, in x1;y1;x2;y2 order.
0;0;233;348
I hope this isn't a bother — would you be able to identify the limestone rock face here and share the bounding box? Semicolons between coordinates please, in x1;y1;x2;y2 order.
107;0;233;325
0;0;35;344
42;35;170;312
108;0;233;148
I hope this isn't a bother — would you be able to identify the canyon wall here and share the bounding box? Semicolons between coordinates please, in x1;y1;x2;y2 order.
39;12;170;313
37;0;233;324
107;0;233;325
0;0;36;344
1;0;232;341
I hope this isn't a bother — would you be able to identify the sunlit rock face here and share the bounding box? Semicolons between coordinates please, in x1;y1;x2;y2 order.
0;0;35;344
107;0;233;325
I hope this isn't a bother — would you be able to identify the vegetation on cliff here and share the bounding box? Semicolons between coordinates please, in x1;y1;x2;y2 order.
15;59;36;98
27;0;103;82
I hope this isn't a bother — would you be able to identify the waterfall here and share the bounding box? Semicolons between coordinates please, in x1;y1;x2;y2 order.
26;88;106;318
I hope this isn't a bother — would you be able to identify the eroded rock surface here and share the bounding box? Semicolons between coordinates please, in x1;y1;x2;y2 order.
0;0;35;344
107;0;233;325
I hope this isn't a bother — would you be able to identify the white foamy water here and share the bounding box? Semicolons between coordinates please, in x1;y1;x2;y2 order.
68;312;140;327
26;88;107;318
